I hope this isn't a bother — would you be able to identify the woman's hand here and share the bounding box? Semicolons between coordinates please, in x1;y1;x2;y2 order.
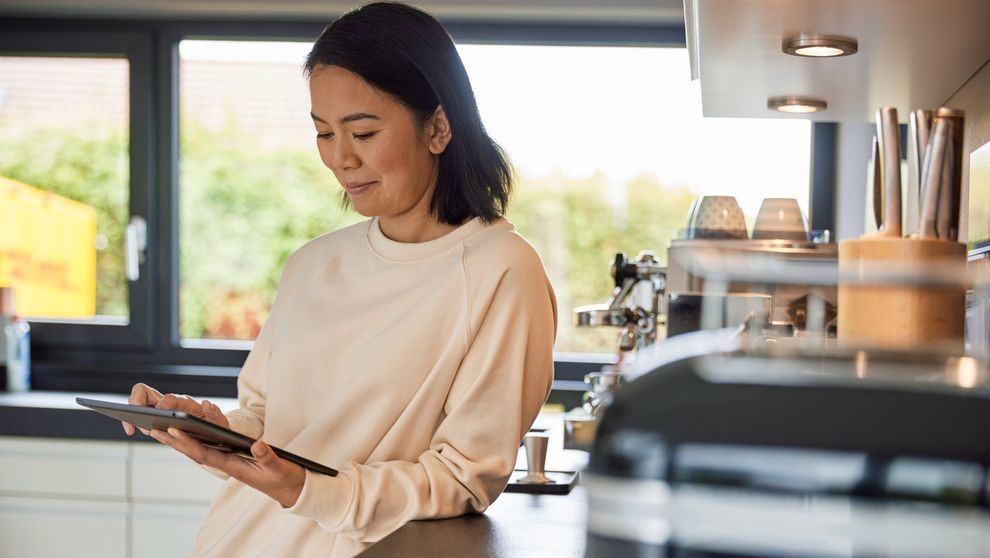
150;428;305;508
122;383;304;508
121;383;229;435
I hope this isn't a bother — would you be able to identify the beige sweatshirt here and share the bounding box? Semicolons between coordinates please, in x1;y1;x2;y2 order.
189;216;557;557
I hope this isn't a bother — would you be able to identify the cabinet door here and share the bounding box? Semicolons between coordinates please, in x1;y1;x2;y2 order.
131;442;224;503
0;496;127;558
0;436;129;557
132;502;211;558
0;435;128;498
131;443;224;557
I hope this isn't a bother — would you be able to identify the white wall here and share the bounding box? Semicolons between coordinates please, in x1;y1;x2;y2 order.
834;122;874;241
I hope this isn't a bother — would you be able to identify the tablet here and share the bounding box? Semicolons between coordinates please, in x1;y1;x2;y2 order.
76;397;337;477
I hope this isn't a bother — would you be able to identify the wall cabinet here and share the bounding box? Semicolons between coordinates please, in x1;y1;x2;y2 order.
685;0;990;122
0;436;223;558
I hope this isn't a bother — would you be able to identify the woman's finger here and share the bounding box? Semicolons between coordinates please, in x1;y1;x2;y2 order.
129;383;163;406
155;393;206;418
249;440;278;468
155;393;181;410
201;400;230;428
124;383;163;436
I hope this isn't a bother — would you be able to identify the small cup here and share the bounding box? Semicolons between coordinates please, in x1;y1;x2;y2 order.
683;198;700;238
685;195;748;240
752;198;808;241
809;229;832;244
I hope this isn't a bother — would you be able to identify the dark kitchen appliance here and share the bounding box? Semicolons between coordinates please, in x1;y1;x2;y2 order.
584;332;990;557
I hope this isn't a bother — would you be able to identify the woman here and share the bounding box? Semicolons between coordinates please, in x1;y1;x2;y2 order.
122;3;557;557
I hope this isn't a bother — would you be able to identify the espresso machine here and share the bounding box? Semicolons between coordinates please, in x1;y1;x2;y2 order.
565;251;667;450
665;238;839;335
566;239;840;449
574;250;668;352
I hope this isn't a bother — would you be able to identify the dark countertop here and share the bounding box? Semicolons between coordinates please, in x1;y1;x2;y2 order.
361;486;587;558
0;391;239;441
360;413;589;557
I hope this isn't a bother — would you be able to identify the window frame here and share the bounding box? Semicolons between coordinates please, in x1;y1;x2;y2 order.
0;27;156;349
3;16;831;402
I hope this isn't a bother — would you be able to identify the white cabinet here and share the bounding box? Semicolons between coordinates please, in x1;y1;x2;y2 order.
0;437;128;497
0;496;129;558
130;443;223;558
0;436;224;558
131;443;222;503
0;437;128;558
685;0;990;122
132;502;212;558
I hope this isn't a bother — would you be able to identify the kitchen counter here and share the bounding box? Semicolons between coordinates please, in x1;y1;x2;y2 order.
3;391;592;557
361;486;587;557
360;409;589;557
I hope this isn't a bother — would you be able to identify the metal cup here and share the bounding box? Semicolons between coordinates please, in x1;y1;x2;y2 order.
518;433;555;484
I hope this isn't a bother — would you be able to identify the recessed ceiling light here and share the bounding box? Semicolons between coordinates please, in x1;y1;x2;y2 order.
767;96;827;113
782;35;858;58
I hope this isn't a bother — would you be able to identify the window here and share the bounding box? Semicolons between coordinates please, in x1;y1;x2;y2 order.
0;56;129;321
178;40;361;345
0;19;826;393
459;44;811;354
174;40;811;356
0;31;154;350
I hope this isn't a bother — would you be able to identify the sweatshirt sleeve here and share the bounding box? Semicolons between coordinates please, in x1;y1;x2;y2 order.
222;248;309;439
223;246;314;440
222;299;277;441
283;247;558;542
197;278;281;481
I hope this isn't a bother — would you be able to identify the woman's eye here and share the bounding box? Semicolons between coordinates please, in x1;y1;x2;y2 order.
316;131;334;140
353;132;378;141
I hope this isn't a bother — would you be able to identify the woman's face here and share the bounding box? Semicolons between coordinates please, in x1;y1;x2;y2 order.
309;66;449;221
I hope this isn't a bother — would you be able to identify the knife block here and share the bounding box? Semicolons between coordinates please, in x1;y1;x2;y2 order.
838;237;966;350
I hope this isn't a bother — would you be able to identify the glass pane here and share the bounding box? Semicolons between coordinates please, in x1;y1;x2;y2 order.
458;44;812;354
0;56;129;321
178;41;811;354
178;40;361;342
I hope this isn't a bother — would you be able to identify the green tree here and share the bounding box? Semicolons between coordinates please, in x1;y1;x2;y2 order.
179;117;361;339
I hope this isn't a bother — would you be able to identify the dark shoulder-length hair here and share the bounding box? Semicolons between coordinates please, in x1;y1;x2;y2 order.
304;2;512;225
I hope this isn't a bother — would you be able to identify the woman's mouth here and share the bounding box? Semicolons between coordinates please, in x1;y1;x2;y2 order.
344;181;377;195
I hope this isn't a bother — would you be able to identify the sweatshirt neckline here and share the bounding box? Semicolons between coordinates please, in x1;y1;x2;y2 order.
367;216;492;262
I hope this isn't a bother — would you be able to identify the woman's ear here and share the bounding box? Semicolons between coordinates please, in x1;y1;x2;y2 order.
426;105;453;155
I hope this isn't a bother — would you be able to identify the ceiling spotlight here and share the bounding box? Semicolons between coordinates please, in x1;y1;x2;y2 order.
767;96;828;113
782;35;858;57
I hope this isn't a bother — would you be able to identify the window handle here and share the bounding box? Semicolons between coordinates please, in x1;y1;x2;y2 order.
125;216;147;282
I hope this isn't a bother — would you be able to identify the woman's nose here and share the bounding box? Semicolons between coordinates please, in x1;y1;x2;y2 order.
330;140;360;171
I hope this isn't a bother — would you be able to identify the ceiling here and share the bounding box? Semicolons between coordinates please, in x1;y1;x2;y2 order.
0;0;685;23
687;0;990;122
